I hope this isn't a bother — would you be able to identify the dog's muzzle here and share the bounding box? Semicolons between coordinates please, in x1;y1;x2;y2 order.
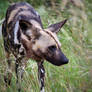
45;49;69;66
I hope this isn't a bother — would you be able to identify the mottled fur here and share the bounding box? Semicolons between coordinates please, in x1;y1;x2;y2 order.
2;2;69;92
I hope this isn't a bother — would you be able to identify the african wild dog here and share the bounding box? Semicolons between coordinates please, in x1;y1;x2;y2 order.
2;2;69;92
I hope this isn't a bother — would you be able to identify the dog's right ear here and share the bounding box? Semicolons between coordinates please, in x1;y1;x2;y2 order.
21;33;30;50
47;19;67;33
19;20;32;31
19;20;41;39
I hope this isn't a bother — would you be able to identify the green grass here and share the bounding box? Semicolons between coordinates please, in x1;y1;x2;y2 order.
0;0;92;92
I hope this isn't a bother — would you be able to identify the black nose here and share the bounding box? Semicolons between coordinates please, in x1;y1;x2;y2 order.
63;58;69;64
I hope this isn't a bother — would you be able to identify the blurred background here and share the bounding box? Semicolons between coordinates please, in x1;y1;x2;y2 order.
0;0;92;92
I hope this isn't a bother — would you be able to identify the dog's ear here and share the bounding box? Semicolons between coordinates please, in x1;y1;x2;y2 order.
47;19;67;33
19;19;33;31
19;20;41;39
21;33;30;50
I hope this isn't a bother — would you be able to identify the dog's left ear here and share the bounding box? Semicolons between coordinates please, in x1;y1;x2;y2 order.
47;19;67;33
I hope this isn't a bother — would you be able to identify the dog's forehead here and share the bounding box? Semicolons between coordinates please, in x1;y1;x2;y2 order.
43;29;61;47
32;30;55;52
38;31;55;45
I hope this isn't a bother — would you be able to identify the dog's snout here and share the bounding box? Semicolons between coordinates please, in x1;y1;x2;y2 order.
63;58;69;64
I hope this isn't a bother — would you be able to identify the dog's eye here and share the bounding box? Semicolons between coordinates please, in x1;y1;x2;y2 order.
48;45;57;52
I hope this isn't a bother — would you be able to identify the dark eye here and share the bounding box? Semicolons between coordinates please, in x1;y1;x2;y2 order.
48;45;57;52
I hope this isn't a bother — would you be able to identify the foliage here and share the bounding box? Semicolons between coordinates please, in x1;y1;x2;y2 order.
0;0;92;92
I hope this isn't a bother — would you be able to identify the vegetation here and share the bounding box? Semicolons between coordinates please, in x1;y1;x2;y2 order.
0;0;92;92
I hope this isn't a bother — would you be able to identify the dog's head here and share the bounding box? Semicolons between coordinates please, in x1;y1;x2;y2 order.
19;19;69;66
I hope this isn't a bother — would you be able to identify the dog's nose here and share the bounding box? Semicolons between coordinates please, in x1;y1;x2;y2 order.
63;58;69;64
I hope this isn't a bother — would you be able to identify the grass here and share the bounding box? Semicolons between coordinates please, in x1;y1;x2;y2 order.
0;0;92;92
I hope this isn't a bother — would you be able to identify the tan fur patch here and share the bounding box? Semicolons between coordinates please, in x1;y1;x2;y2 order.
5;51;10;59
18;10;32;16
32;31;58;52
45;29;61;47
30;20;42;29
21;32;30;44
8;6;29;23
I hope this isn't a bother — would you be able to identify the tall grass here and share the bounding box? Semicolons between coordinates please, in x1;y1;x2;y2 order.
0;0;92;92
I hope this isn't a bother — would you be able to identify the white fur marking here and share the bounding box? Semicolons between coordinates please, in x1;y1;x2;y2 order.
41;78;43;81
36;11;39;16
14;21;19;44
41;87;45;92
19;45;24;53
9;35;11;39
41;69;44;73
